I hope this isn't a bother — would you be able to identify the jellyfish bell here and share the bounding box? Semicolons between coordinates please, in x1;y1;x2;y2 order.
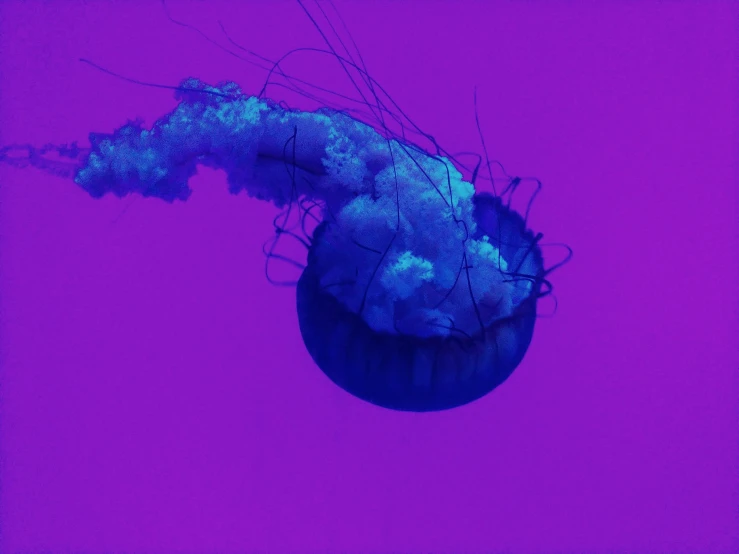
297;189;545;412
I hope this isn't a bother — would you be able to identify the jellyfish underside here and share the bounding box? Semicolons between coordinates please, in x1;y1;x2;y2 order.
3;77;549;412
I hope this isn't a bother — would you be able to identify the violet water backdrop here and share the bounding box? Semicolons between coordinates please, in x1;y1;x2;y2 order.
1;1;738;553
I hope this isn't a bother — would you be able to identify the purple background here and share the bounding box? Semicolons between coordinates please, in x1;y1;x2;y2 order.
1;1;738;552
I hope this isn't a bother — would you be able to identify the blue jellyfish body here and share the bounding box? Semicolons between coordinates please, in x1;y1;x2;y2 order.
2;65;559;412
298;192;543;411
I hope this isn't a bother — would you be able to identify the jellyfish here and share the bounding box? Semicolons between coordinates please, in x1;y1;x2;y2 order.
0;1;570;412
